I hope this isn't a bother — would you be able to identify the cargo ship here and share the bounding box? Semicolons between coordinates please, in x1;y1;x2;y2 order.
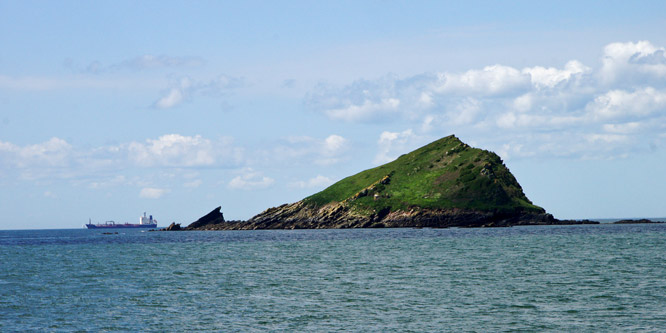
86;212;158;229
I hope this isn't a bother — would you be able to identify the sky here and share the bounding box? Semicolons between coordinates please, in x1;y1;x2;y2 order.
1;1;666;229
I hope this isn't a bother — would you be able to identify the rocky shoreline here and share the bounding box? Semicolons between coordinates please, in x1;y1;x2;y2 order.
181;205;599;231
166;208;666;230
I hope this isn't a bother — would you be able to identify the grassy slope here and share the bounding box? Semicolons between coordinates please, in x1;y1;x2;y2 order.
304;135;544;215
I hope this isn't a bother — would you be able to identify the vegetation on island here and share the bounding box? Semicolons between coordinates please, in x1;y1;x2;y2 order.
303;135;544;216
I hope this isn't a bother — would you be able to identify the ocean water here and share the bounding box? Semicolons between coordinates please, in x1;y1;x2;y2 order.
1;224;666;331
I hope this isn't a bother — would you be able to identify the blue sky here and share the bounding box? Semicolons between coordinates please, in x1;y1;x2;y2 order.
1;1;666;229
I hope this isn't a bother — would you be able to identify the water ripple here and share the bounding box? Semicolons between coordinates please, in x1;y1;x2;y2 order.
1;224;665;331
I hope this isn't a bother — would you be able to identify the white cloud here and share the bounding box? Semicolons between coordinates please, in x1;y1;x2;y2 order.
374;129;423;165
19;137;72;167
140;187;170;199
317;135;349;165
262;134;349;166
513;93;533;112
128;134;226;167
0;134;244;183
154;75;242;109
228;168;275;190
288;175;334;189
602;122;642;134
323;134;347;153
587;87;666;121
0;137;72;168
326;98;401;122
451;98;482;125
154;77;192;109
125;134;242;169
0;137;124;181
421;114;436;132
496;142;536;160
586;133;630;144
307;40;666;160
601;40;666;85
522;60;590;89
156;88;184;108
308;62;587;127
436;65;530;96
306;75;409;123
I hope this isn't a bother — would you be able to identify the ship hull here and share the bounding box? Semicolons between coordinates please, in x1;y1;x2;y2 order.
86;223;157;229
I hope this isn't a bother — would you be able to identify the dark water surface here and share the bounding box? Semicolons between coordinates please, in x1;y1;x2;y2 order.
2;224;665;331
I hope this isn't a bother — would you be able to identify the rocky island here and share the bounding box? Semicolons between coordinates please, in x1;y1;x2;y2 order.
613;219;663;224
186;135;598;230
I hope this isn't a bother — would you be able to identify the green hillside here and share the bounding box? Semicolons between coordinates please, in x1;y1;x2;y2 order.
303;135;544;216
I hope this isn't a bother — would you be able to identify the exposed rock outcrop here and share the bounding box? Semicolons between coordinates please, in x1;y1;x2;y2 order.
613;219;662;224
188;203;597;231
164;222;182;231
185;206;225;230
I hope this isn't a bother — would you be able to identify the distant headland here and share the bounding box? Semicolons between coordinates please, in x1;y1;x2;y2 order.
176;135;600;230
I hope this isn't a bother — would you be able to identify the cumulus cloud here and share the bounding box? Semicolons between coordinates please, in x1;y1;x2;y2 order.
522;60;591;89
0;137;131;181
326;98;401;122
587;87;666;121
156;88;185;108
0;137;74;177
127;134;242;168
0;134;246;184
228;168;275;190
154;77;193;109
128;134;216;167
318;135;349;165
308;40;666;160
601;40;666;85
374;129;428;165
288;175;334;189
305;76;407;123
436;65;530;96
15;138;72;167
602;122;642;134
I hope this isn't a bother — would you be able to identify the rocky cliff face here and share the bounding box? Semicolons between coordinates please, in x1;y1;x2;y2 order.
191;203;597;230
213;202;558;230
187;135;598;230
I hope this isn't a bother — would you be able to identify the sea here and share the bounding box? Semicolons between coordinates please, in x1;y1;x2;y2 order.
1;223;666;332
